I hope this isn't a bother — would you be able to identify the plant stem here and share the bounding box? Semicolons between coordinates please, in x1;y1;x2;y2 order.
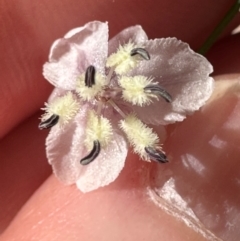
198;0;240;55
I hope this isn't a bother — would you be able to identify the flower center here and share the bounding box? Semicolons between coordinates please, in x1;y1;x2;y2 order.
40;42;172;165
75;43;171;164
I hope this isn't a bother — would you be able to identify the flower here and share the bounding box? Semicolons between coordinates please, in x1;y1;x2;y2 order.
40;21;214;192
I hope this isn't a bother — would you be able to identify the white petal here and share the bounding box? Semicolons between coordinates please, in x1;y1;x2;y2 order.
76;127;128;193
108;25;148;55
47;87;67;102
43;21;109;90
130;38;214;125
46;105;89;184
46;100;128;192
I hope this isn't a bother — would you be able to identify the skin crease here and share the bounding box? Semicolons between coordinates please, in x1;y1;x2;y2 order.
0;0;240;240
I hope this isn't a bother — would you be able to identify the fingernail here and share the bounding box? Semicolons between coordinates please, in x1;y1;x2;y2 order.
148;77;240;241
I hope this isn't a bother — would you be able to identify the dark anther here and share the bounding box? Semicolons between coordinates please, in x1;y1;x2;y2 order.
80;140;101;165
38;114;59;130
145;146;168;163
130;48;150;60
85;65;96;87
144;84;172;103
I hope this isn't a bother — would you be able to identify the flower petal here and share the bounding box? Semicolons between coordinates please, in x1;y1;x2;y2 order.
46;98;128;192
130;38;214;125
108;25;148;55
47;87;66;102
43;21;109;90
76;125;128;193
46;104;89;184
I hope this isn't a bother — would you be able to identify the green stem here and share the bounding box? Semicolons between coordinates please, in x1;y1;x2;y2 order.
198;0;240;55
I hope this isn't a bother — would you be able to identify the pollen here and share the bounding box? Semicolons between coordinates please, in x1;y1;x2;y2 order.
84;110;113;150
118;75;157;106
42;92;80;126
106;42;139;75
76;72;107;101
119;114;159;160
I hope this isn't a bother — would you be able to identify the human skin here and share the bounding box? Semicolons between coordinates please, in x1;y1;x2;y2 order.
0;0;240;240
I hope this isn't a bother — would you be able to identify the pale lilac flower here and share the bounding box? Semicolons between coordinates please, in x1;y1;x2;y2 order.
39;21;214;192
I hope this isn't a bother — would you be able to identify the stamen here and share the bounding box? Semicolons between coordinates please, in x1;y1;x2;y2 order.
41;92;80;126
80;140;101;165
119;114;160;160
76;71;107;101
145;146;168;163
106;42;139;75
84;111;113;149
118;75;154;106
106;67;115;85
97;101;103;116
108;99;126;118
85;65;95;87
39;114;59;130
130;48;150;60
144;84;172;103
